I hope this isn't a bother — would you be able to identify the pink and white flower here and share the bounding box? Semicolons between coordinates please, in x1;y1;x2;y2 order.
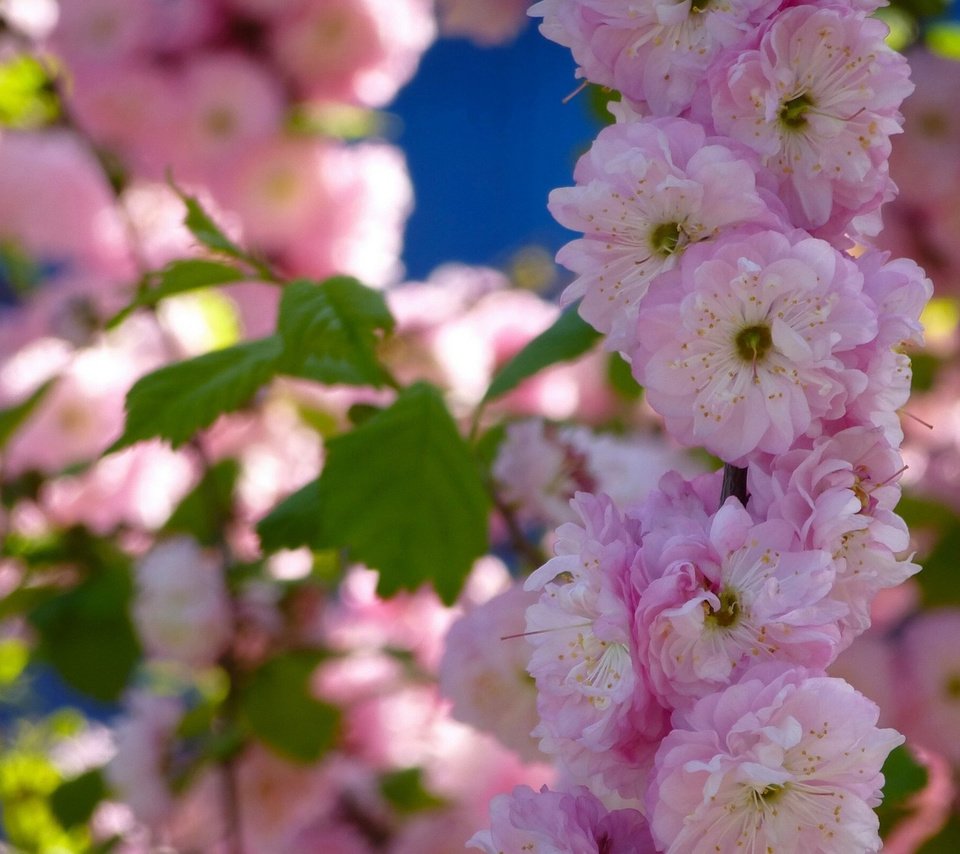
636;500;843;709
524;492;667;798
531;0;778;116
709;5;913;242
550;118;778;351
633;229;877;463
469;784;656;854
648;665;903;853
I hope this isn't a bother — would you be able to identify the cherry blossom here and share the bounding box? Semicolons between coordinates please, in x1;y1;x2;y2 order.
648;665;903;853
634;229;877;463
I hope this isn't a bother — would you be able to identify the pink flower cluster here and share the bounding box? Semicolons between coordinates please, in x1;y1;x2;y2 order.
46;0;429;286
472;0;931;850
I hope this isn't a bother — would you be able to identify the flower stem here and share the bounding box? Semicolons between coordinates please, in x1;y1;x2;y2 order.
720;464;748;507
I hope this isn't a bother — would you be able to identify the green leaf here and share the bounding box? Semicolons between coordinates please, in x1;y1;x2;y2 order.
175;187;248;260
607;352;643;400
379;767;446;814
29;564;141;703
258;384;490;602
240;651;340;763
473;422;507;479
0;379;55;451
0;54;59;129
483;306;601;403
112;337;283;450
107;260;247;328
277;278;394;387
0;638;29;687
257;478;324;553
50;769;107;829
323;383;489;603
881;745;928;804
918;814;960;853
165;459;239;547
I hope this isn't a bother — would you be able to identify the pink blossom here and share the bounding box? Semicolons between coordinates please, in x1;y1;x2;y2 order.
66;62;181;178
887;48;960;210
648;665;904;853
40;442;195;534
468;785;656;854
269;0;435;107
0;129;134;286
530;0;777;116
710;5;913;242
133;537;233;667
106;692;184;827
831;252;932;445
525;492;667;799
633;229;877;463
166;54;285;180
51;0;150;66
897;609;960;765
828;629;898;728
1;325;166;475
748;426;919;645
636;500;843;708
493;419;700;527
214;139;412;286
438;0;532;46
440;581;543;762
550;118;778;351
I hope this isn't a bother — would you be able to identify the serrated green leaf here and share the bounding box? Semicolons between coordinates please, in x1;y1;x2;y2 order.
257;478;324;553
277;278;394;388
107;260;247;328
176;189;247;260
111;337;283;451
240;651;339;763
29;564;141;703
316;382;489;603
483;306;601;403
50;769;107;829
0;379;55;450
165;459;239;546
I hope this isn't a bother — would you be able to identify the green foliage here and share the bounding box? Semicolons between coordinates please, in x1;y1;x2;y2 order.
29;560;141;703
0;378;54;451
112;272;398;451
910;352;942;394
0;54;59;129
0;638;29;687
258;383;490;604
607;351;643;401
276;277;395;388
111;337;284;450
585;84;621;127
878;745;930;838
0;732;90;852
473;422;508;479
239;651;340;763
107;259;248;328
919;814;960;853
257;478;325;552
379;767;447;814
165;459;240;547
483;306;601;404
50;769;107;830
175;187;248;262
